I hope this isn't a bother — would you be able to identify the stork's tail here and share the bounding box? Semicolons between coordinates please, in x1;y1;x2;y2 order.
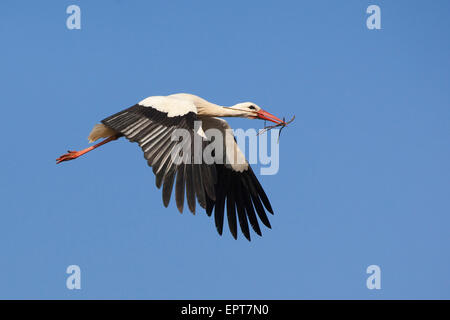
88;123;118;143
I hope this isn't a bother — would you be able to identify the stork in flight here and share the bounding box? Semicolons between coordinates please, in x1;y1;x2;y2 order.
57;93;286;241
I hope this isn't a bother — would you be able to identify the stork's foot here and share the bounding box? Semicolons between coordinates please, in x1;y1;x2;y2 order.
56;150;82;164
56;135;119;165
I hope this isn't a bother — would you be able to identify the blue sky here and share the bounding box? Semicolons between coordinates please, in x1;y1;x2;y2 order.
0;0;449;299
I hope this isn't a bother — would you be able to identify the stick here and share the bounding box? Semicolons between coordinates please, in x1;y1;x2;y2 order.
257;115;295;142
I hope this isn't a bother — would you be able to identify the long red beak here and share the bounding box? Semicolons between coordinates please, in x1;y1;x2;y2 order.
256;110;286;125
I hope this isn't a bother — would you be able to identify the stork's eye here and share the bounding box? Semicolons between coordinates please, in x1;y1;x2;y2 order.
249;105;256;110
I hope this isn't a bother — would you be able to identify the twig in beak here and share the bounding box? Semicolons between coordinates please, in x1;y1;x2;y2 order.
257;115;295;142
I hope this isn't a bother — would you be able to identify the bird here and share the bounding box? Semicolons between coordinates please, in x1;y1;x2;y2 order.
56;93;286;241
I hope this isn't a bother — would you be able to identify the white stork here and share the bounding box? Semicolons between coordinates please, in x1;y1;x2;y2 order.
57;93;286;241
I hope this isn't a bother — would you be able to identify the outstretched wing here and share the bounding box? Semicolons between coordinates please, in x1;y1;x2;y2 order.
201;117;274;241
101;96;216;214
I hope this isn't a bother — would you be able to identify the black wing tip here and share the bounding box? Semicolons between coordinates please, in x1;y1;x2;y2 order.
253;227;263;237
208;165;276;241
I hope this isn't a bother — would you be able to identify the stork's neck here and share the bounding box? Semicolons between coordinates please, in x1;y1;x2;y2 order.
197;103;246;118
168;93;246;118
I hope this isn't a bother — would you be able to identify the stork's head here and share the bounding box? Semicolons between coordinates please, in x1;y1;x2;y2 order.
231;102;285;125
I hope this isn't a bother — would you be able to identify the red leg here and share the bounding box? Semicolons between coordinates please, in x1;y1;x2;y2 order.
56;135;119;164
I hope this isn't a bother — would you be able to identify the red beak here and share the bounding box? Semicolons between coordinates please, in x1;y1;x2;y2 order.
256;109;286;125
